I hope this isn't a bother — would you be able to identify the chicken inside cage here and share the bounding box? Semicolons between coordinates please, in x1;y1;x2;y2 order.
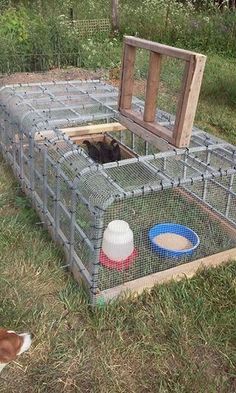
82;138;121;164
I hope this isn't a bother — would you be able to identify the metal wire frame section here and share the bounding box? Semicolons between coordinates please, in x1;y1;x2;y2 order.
1;79;236;305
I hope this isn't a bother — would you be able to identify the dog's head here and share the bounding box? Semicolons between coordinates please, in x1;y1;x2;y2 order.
0;329;31;371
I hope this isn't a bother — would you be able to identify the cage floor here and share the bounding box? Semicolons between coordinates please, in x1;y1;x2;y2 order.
98;188;236;291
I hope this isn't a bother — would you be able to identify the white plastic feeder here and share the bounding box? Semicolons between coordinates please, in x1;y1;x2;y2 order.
102;220;134;262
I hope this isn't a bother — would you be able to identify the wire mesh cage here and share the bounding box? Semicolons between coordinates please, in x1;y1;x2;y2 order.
0;79;236;305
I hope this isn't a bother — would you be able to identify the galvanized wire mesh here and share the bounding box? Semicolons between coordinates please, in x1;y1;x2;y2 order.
73;19;111;37
129;49;185;136
99;184;236;291
0;79;236;305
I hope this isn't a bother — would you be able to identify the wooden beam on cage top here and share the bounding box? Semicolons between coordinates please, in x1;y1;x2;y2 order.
118;36;206;148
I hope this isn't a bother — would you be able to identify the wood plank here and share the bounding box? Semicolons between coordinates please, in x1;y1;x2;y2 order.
60;122;126;137
121;108;174;143
72;134;105;144
33;124;126;141
98;247;236;302
173;54;206;148
118;44;136;110
124;36;200;61
118;113;175;152
143;52;162;122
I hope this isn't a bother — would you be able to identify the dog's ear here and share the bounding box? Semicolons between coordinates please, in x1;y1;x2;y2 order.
0;339;17;362
0;333;23;363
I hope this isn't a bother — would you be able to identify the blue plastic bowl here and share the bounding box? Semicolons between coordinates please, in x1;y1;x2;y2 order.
148;223;200;258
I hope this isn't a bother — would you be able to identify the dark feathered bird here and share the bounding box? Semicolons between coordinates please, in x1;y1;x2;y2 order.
83;140;100;163
110;139;121;161
97;141;112;164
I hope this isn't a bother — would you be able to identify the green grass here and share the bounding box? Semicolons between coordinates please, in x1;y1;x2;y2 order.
0;157;236;392
196;54;236;144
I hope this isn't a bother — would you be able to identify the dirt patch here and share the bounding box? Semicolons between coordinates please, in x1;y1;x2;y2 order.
0;68;169;106
0;67;106;86
0;67;147;100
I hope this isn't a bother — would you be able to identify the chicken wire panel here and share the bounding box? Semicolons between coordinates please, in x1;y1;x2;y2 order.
159;56;186;119
104;162;165;192
2;80;219;150
46;158;57;198
75;197;96;240
228;177;236;223
0;116;14;157
119;129;133;146
45;138;91;176
74;229;94;275
0;117;7;154
45;146;91;196
98;184;236;292
45;173;72;233
34;166;44;203
33;143;45;174
57;144;236;212
186;148;236;172
12;127;22;170
205;176;236;222
129;50;185;133
47;188;56;220
74;193;97;274
131;49;149;102
47;139;75;162
22;134;32;187
151;155;201;180
150;153;216;181
58;203;71;243
0;81;118;136
114;129;153;156
75;169;122;209
102;145;235;197
183;172;236;225
205;180;231;215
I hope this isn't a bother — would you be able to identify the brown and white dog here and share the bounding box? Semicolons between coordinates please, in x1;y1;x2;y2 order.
0;329;32;372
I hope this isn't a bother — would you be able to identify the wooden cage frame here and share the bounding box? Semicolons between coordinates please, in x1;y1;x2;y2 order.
118;36;207;148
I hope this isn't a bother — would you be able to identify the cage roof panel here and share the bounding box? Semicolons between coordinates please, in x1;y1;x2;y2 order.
0;79;235;210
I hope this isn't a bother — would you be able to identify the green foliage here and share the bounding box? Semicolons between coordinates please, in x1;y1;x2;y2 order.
80;37;121;69
0;7;29;44
0;1;235;74
119;0;236;55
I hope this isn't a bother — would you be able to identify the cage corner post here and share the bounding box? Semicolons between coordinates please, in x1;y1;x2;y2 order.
90;209;105;306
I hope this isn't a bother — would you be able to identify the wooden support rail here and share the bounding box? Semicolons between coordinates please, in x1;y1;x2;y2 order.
33;123;126;141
